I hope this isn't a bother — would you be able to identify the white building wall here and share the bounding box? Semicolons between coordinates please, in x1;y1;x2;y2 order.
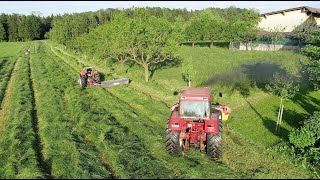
258;10;309;32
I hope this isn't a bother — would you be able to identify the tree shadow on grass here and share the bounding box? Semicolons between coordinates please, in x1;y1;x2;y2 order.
281;109;308;128
149;56;182;80
244;98;290;142
291;93;320;116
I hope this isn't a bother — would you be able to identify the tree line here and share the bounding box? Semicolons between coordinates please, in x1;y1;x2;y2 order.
47;6;261;49
0;13;52;42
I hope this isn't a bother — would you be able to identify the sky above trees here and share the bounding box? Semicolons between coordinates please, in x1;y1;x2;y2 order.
1;1;320;17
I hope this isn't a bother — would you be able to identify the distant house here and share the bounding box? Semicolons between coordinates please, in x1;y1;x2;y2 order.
258;6;320;32
230;6;320;51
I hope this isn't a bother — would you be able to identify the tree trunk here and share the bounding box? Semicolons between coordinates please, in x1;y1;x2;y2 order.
144;64;149;82
188;79;191;87
210;41;213;48
192;42;195;48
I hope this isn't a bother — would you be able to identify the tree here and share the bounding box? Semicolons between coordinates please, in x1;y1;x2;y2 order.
291;22;317;47
223;7;260;47
97;12;132;68
184;16;203;47
18;15;27;41
0;13;8;41
7;14;19;41
300;29;320;91
240;26;261;51
289;111;320;169
202;9;227;48
265;72;300;133
182;58;196;87
289;111;320;149
265;25;286;51
127;9;180;82
0;23;5;41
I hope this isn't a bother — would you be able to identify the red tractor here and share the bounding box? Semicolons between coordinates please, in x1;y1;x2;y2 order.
166;87;229;159
78;67;130;89
78;67;101;88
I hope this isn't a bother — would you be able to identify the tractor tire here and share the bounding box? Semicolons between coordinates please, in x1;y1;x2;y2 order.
165;130;182;156
94;73;101;84
78;75;86;89
206;120;222;159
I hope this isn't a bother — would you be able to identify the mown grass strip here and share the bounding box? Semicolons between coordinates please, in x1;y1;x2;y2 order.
30;41;111;179
44;40;178;179
0;57;18;108
0;56;44;179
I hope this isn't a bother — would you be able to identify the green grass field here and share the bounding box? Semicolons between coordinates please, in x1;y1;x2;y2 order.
0;41;319;178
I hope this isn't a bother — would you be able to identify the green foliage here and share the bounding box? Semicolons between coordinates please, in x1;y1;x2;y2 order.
265;72;299;100
182;58;195;86
289;111;320;149
291;22;317;46
7;14;18;42
0;23;5;42
264;25;286;50
77;8;180;82
288;112;320;172
300;30;320;90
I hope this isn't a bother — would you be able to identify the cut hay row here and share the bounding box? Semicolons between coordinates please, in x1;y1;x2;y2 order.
29;41;112;179
43;41;178;178
0;57;18;108
0;56;44;178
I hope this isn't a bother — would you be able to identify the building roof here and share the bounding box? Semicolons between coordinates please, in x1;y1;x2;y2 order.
261;6;320;16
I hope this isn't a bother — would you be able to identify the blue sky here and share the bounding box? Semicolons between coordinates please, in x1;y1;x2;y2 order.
1;1;320;17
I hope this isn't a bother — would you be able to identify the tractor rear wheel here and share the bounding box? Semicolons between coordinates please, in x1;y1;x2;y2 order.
206;120;222;159
94;73;101;83
165;130;182;156
78;75;86;89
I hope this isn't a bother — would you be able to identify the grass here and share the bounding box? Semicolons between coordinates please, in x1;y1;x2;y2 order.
29;41;111;179
49;41;319;178
1;40;318;178
0;55;44;178
45;40;242;178
0;42;28;58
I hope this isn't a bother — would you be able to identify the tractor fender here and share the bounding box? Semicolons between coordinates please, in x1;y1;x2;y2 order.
204;119;219;134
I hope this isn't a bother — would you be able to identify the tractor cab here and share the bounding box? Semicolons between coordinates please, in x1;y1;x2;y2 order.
179;87;211;119
85;67;93;77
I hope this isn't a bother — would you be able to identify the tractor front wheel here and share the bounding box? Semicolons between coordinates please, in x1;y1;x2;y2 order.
165;130;182;156
206;121;222;159
78;75;86;89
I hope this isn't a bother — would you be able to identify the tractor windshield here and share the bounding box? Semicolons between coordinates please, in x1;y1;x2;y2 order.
180;101;210;118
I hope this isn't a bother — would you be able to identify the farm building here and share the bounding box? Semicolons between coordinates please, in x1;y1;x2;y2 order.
231;6;320;51
258;6;320;32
